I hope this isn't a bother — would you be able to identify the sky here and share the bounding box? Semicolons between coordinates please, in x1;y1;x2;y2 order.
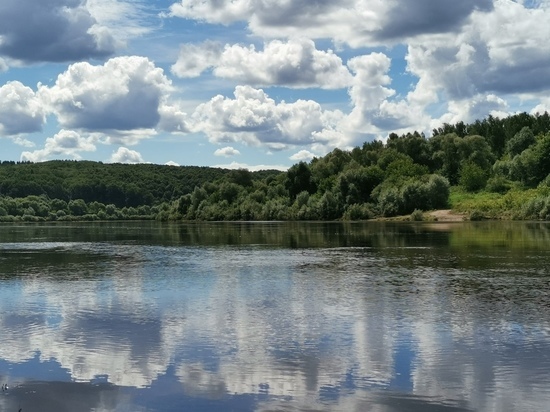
1;0;550;170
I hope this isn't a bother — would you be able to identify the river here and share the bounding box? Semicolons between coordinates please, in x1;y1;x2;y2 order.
0;221;549;411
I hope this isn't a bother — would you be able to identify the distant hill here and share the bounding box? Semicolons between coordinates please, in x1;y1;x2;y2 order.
0;160;281;207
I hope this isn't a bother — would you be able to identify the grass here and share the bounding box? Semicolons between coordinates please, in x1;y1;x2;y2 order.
449;186;549;219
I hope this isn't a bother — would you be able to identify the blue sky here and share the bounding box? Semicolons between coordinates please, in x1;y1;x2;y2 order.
1;0;549;170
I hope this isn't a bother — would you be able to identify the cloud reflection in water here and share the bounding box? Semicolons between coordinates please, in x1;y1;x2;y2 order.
0;222;549;411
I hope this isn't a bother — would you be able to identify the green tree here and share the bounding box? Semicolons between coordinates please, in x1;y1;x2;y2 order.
386;131;430;166
460;161;487;192
285;162;316;199
506;126;535;157
430;134;458;183
68;199;88;216
318;191;341;220
510;133;550;187
228;168;253;187
218;182;242;204
337;165;384;204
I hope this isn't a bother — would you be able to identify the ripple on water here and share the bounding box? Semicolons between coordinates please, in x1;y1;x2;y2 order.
1;223;550;412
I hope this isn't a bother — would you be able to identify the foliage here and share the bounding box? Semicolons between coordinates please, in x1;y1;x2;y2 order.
2;111;550;221
459;161;488;192
509;133;550;187
372;174;449;217
506;126;536;157
285;162;316;199
485;176;512;194
0;160;279;208
449;187;544;219
469;210;485;221
0;195;158;222
410;209;424;221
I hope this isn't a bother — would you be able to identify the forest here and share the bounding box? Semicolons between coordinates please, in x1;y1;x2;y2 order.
1;111;550;222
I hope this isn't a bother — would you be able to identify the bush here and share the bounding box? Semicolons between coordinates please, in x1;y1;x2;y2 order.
410;209;424;221
342;203;374;220
520;196;546;220
377;187;402;217
425;174;450;209
460;161;487;192
486;176;512;194
469;210;485;221
373;174;449;217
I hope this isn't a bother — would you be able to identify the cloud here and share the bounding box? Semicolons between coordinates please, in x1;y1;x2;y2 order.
531;97;550;115
173;38;352;89
171;40;223;78
438;94;509;126
108;147;145;164
168;0;492;48
212;161;288;171
289;150;316;161
345;53;398;134
158;104;190;133
0;0;116;63
322;52;433;139
191;85;347;151
40;56;172;132
86;0;154;43
214;146;241;157
376;0;493;41
406;0;550;105
165;160;180;166
168;0;253;25
20;129;96;162
99;129;157;147
166;0;550;143
0;81;46;136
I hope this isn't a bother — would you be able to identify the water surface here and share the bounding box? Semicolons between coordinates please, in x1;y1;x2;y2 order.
0;221;549;412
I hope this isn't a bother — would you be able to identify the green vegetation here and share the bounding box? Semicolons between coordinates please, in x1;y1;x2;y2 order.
2;111;550;221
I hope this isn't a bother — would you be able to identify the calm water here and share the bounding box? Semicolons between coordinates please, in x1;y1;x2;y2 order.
0;221;550;412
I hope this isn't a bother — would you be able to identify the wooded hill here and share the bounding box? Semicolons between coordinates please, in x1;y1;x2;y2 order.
0;161;230;206
2;111;550;222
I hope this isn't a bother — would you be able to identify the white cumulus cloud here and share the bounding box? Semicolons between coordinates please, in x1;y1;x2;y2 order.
405;0;550;118
109;147;145;164
213;161;288;171
0;81;46;136
173;38;352;89
20;130;96;162
158;104;190;133
214;146;241;157
290;150;316;161
191;85;347;151
39;56;172;132
171;40;223;78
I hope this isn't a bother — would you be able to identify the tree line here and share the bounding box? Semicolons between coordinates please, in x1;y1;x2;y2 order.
169;111;550;221
1;111;550;222
0;160;249;206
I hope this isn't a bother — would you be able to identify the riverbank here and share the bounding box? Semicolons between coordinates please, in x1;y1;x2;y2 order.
425;209;466;221
374;209;467;222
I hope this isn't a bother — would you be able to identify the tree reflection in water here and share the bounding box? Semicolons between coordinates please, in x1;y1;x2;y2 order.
0;221;549;411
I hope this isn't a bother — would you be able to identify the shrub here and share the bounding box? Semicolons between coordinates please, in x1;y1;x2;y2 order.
469;210;485;221
460;161;487;192
342;203;374;220
410;209;424;221
486;176;512;194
